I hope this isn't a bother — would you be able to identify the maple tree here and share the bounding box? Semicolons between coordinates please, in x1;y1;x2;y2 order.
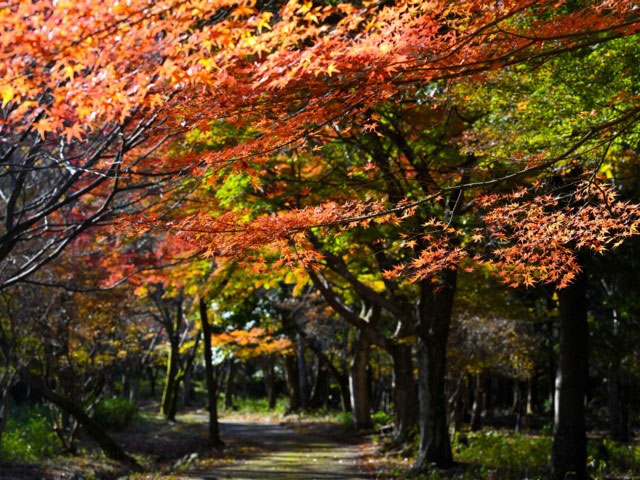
2;1;640;478
1;0;637;282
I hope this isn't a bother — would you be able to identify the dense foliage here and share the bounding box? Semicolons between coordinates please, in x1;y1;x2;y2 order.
1;1;640;479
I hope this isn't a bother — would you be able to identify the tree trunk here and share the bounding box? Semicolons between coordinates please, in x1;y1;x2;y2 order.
470;373;485;431
390;343;416;443
310;359;329;409
526;377;535;415
168;330;200;420
160;303;182;419
128;370;140;406
297;333;310;410
225;360;235;409
200;298;224;447
147;366;156;398
299;328;351;412
25;373;140;470
337;374;352;413
161;336;179;419
546;318;556;413
264;355;277;410
514;380;526;433
484;374;495;424
447;375;463;433
122;372;130;401
181;364;193;406
413;270;457;471
608;360;630;442
0;387;10;456
284;353;301;413
551;270;588;480
168;371;181;421
350;330;373;430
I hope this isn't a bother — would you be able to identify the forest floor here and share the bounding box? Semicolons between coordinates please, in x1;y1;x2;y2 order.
0;408;378;480
184;412;373;479
3;405;639;479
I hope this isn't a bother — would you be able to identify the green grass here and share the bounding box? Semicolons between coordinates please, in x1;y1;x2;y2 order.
0;403;59;462
452;429;550;479
219;396;288;414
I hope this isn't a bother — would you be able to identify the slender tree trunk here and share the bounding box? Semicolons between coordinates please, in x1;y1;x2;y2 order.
263;355;277;410
160;300;183;420
514;380;526;433
310;359;329;409
161;335;179;419
168;330;200;420
350;330;373;430
122;372;130;401
128;370;140;406
0;387;10;456
181;364;193;406
546;317;556;413
241;364;249;399
284;353;301;413
484;374;494;424
168;372;181;420
390;343;416;443
147;366;156;398
470;373;485;431
225;360;235;409
413;270;457;471
337;374;352;413
200;298;224;447
551;270;588;480
448;375;464;433
608;360;630;442
299;328;351;412
297;333;310;410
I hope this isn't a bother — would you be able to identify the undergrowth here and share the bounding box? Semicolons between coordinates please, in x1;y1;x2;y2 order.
218;395;288;414
383;429;640;480
0;403;58;462
93;396;138;431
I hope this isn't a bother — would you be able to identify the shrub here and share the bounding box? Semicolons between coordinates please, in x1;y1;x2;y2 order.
0;403;58;461
93;396;136;431
371;411;393;430
334;411;354;427
588;438;640;479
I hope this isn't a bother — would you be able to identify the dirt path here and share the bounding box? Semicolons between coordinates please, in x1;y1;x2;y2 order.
188;418;373;480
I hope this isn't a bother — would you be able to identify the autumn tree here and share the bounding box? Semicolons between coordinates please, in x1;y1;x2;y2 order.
3;1;640;478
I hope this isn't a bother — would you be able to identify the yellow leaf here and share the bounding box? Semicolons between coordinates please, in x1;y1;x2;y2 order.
256;12;272;32
134;285;148;297
64;65;76;80
326;63;339;76
1;85;14;108
198;57;218;72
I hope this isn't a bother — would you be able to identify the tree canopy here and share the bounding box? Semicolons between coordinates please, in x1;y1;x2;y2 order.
2;1;640;479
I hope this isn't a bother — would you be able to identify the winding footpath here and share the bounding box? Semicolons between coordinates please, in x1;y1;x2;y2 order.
189;418;373;480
